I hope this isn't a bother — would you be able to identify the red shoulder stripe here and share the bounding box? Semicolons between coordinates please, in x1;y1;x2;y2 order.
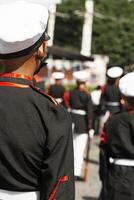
49;176;69;200
0;82;29;88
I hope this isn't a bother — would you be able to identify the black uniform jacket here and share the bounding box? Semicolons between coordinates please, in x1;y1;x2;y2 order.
69;88;93;134
49;84;65;99
105;111;134;200
100;84;122;114
0;73;75;200
106;111;134;159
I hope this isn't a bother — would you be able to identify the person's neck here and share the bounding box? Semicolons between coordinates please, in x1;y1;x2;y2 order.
12;65;34;78
2;55;36;78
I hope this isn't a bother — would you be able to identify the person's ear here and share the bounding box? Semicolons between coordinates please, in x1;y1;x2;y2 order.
120;97;128;107
36;42;47;59
120;98;125;106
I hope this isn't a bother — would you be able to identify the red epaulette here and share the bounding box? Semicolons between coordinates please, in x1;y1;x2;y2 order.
30;84;58;106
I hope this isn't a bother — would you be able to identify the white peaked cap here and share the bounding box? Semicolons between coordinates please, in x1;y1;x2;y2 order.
119;72;134;97
107;66;123;78
73;70;89;81
52;72;65;80
0;0;61;7
0;1;49;58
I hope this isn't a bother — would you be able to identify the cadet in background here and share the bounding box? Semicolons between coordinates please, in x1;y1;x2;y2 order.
48;71;65;104
101;72;134;200
67;71;93;179
99;66;123;134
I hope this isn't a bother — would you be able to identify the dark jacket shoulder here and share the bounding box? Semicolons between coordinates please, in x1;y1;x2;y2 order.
30;84;58;105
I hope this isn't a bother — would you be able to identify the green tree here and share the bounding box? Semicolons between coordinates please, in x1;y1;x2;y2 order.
92;0;134;66
54;0;85;51
55;0;134;66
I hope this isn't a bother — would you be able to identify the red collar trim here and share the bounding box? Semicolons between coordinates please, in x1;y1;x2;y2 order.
0;73;32;81
0;82;30;88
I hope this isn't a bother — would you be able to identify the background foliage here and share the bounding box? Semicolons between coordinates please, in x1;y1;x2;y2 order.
92;0;134;66
54;0;85;51
54;0;134;67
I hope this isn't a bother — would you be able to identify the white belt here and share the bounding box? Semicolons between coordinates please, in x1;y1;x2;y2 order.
71;109;86;115
106;102;120;106
0;189;39;200
55;98;63;103
109;158;134;166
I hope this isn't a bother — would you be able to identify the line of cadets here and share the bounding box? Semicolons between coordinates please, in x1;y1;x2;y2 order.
36;70;94;180
46;68;134;200
36;66;127;183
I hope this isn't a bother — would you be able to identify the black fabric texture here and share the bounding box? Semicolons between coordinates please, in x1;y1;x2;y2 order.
0;76;75;200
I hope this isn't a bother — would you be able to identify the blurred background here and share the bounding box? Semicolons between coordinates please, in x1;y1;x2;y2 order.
32;0;134;92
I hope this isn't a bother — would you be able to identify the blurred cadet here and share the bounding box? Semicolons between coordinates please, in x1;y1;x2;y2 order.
99;66;123;134
98;66;123;198
99;72;134;200
100;66;123;115
48;71;65;104
91;85;102;135
0;1;75;200
67;70;93;179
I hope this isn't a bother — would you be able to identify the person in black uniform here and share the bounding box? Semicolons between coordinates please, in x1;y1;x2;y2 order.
67;71;93;179
99;66;123;199
0;1;75;200
99;72;134;200
99;66;123;134
48;72;65;104
100;66;123;115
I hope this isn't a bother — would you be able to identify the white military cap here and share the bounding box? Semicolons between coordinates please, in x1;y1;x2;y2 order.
52;72;65;80
119;72;134;97
0;1;49;59
73;70;89;82
107;66;123;78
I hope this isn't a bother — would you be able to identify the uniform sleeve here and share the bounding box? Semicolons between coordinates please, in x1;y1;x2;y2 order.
39;104;75;200
86;95;93;129
99;123;110;183
100;90;107;115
